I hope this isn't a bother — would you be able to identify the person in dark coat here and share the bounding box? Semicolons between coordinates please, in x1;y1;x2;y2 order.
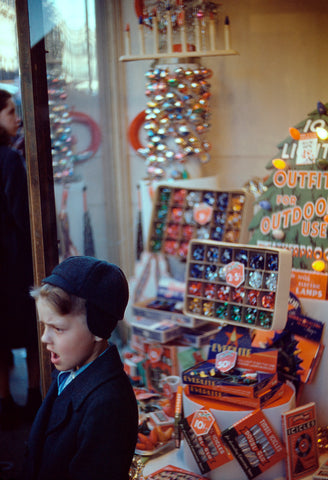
24;256;138;480
0;89;41;429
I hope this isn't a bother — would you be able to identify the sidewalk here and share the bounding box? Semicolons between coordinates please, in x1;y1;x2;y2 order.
0;349;34;480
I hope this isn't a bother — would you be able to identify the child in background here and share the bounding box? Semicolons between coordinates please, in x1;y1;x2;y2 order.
23;256;138;480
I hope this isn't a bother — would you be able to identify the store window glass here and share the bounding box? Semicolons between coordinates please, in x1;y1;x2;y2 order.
43;0;105;261
1;0;108;261
0;1;20;108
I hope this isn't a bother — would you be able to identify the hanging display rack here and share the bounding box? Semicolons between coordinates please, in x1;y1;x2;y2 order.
119;7;238;62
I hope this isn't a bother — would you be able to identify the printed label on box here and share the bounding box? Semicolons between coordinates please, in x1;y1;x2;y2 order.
281;402;318;480
180;409;233;474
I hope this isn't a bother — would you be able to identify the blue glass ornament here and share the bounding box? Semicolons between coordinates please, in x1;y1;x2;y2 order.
259;200;272;211
217;193;229;210
203;192;215;206
235;250;248;266
206;247;219;262
317;101;327;115
192;245;205;261
190;264;204;278
250;254;264;270
221;248;232;264
266;254;278;271
205;264;218;280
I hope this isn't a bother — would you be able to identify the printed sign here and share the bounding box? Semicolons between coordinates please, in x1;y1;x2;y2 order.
225;261;245;288
191;410;215;436
215;350;237;373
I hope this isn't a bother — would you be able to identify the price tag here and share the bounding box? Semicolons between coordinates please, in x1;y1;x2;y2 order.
225;261;245;288
148;345;163;364
215;350;237;373
191;410;215;436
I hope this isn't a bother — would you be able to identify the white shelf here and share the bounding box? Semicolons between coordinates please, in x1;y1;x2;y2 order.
119;49;239;62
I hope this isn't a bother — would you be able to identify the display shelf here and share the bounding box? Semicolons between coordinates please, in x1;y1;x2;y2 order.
120;10;238;62
119;49;238;62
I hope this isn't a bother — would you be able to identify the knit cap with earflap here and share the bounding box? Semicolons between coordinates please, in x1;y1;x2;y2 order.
42;256;129;339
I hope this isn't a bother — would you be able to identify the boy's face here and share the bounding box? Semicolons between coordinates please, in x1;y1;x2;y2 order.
37;297;102;371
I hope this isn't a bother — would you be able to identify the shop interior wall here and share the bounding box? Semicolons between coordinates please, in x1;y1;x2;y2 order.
121;1;328;425
122;0;328;206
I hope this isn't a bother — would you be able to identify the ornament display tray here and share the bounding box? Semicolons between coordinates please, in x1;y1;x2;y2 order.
183;240;292;331
147;185;254;260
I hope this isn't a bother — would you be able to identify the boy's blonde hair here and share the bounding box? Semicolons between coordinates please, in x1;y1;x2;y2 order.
31;284;86;316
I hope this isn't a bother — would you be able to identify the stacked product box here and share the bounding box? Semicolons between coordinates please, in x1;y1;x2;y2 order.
132;297;208;329
131;300;219;346
182;328;283;409
129;338;209;393
182;348;282;409
130;316;183;344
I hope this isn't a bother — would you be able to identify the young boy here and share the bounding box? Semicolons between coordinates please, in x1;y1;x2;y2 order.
23;256;138;480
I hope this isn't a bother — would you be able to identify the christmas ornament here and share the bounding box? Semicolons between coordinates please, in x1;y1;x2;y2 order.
48;72;102;182
217;285;230;301
272;228;285;240
204;283;216;299
132;64;212;180
216;303;228;319
317;101;327;116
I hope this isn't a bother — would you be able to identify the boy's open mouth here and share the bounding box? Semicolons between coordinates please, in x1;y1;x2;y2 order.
51;351;59;363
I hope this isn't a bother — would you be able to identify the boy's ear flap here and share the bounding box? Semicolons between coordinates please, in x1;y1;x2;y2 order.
86;301;116;339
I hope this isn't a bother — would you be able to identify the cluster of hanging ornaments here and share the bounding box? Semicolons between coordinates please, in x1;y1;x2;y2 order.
48;73;75;181
138;65;212;180
136;0;220;38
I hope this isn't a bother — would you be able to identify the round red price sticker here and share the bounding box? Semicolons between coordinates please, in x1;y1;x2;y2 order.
148;346;163;364
225;261;245;288
191;410;214;436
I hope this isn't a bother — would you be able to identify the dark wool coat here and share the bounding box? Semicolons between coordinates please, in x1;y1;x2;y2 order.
22;344;138;480
0;145;37;348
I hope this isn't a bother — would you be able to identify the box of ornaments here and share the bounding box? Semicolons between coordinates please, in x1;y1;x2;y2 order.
183;239;292;331
147;184;254;261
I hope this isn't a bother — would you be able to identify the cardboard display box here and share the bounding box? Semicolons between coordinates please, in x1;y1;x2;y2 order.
179;323;221;348
281;402;318;480
148;184;254;260
183;239;292;331
133;297;208;328
130;316;183;344
182;360;278;399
